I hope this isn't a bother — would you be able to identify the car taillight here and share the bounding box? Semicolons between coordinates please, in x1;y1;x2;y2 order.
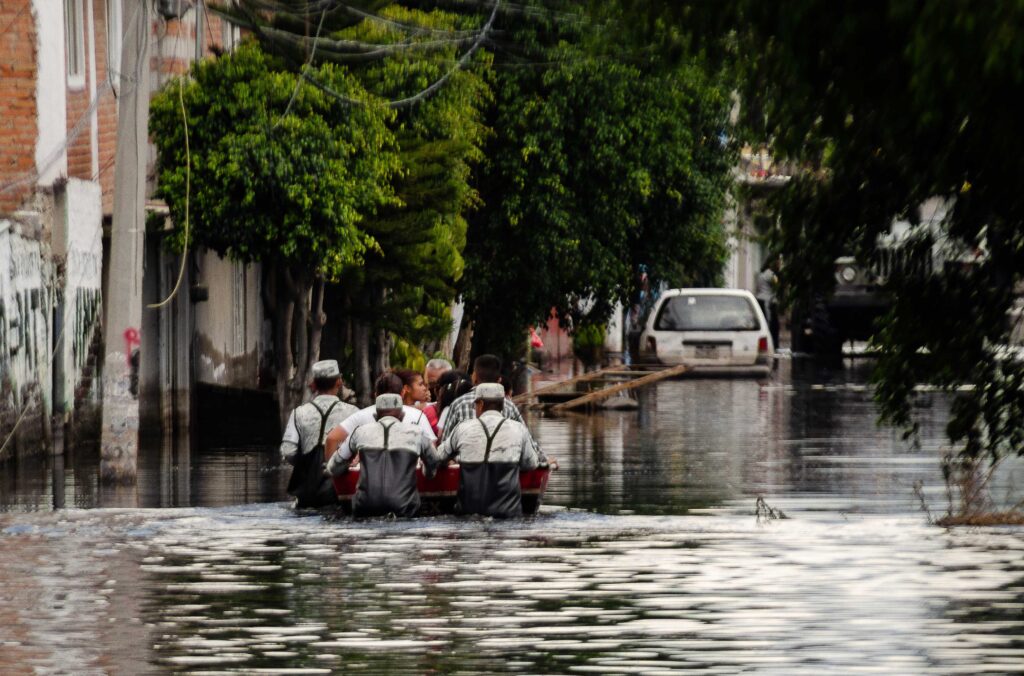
646;336;657;353
755;336;771;366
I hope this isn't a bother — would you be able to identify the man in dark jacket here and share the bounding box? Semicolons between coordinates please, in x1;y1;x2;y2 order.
436;383;540;518
326;394;442;517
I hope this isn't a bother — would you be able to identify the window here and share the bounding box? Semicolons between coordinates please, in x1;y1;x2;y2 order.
64;0;85;88
655;295;760;332
106;0;122;86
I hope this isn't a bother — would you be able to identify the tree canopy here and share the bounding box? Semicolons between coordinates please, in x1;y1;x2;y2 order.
150;41;399;276
617;2;1024;477
462;6;736;358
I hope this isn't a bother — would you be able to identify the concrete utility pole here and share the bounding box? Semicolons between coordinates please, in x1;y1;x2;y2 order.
100;0;150;482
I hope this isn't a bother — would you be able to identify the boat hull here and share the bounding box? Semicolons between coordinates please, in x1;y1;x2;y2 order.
331;464;550;515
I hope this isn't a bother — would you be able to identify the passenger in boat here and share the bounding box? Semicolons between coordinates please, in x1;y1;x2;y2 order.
436;383;539;518
434;369;472;436
424;358;453;402
396;368;430;411
324;372;436;462
422;359;453;434
326;394;442;517
280;360;359;508
440;354;545;462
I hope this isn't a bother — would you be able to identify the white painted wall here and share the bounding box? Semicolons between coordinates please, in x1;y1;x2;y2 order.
53;179;103;412
32;0;69;187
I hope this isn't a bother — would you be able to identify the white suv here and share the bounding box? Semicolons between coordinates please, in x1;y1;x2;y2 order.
638;288;774;374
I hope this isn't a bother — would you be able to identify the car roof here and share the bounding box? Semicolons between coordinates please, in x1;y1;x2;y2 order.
658;288;757;299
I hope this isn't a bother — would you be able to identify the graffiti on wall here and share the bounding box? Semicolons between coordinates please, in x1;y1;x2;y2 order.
0;225;52;439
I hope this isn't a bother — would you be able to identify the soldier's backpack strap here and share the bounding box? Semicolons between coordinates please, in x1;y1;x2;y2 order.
477;417;508;464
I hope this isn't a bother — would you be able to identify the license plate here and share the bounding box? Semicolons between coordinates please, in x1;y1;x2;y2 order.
694;345;719;359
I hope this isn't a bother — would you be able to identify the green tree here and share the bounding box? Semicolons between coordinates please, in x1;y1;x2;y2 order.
149;42;400;420
622;1;1024;518
211;1;494;401
463;15;735;361
331;5;492;399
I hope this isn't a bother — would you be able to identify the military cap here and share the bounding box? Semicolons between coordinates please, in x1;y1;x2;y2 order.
475;383;506;401
375;393;403;413
312;359;340;379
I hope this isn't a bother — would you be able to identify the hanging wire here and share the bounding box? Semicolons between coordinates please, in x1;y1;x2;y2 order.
0;0;145;196
273;8;328;128
146;76;191;310
299;0;501;110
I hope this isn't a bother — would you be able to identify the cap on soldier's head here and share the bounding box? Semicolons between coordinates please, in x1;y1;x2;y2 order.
475;382;505;401
312;359;340;379
375;393;403;414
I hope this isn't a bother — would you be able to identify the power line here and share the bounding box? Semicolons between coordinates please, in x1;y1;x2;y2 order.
0;1;29;38
0;0;145;196
300;0;500;110
273;8;328;129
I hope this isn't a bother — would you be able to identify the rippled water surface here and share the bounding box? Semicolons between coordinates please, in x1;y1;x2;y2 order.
2;359;1023;674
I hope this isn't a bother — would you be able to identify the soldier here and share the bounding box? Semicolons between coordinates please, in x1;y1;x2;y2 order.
326;394;442;517
440;354;547;463
281;360;359;508
436;383;540;518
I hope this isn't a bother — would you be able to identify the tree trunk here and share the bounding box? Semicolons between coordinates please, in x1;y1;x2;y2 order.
274;275;296;428
306;277;327;381
372;286;390;375
266;264;322;427
354;318;372;407
453;314;474;371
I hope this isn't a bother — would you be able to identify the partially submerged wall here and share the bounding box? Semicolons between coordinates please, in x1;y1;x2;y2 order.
1;180;104;460
0;215;53;458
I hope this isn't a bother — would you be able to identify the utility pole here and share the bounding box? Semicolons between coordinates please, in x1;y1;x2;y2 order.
194;0;204;62
100;0;150;482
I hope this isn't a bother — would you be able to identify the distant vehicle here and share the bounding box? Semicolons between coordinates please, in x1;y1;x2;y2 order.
638;288;774;374
792;198;962;356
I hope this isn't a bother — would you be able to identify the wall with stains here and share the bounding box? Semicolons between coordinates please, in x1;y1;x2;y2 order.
0;216;53;456
192;251;265;389
1;181;104;458
53;179;104;415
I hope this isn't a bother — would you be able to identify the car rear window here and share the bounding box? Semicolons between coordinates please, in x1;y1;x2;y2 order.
654;295;759;331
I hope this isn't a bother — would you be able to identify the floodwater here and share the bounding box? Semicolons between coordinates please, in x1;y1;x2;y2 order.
2;359;1023;674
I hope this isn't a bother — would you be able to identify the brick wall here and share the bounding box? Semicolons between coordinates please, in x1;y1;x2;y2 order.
95;0;117;214
63;0;118;215
0;0;38;214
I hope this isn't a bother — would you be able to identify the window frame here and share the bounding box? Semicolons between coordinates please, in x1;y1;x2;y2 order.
64;0;86;89
105;0;122;89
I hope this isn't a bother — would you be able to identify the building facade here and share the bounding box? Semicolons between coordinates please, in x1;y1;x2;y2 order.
1;0;117;457
1;1;267;460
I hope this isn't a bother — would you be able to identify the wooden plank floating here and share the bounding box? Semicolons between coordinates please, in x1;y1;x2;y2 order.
511;366;622;406
550;363;691;413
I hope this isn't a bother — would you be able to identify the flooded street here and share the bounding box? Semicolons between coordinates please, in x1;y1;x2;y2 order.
2;359;1023;673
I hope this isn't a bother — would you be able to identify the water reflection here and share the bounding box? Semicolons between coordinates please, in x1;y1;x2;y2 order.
0;358;956;514
2;358;1023;672
1;507;1022;673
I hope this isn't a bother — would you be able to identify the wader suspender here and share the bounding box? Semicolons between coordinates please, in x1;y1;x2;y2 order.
379;419;396;451
312;401;339;456
477;417;508;464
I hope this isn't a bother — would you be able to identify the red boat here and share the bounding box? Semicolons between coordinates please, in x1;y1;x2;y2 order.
331;463;551;515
